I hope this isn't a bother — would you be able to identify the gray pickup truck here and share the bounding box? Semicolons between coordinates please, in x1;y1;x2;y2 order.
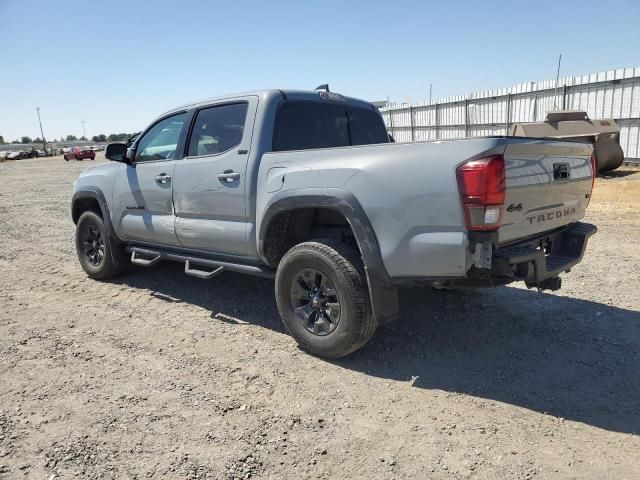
72;89;597;358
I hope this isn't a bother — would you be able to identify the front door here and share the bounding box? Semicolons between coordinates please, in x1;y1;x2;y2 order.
111;112;188;245
172;98;257;255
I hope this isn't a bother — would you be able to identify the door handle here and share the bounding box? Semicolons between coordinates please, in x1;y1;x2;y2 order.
217;170;240;183
154;173;171;184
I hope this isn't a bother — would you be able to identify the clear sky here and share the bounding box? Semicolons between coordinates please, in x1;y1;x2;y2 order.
1;0;638;141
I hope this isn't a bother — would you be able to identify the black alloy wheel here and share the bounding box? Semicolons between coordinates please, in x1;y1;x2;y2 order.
290;268;341;336
82;224;105;267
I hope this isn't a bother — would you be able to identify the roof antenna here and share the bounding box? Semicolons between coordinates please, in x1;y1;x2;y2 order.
315;84;330;92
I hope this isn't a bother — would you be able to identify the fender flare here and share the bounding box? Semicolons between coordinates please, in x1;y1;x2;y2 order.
259;188;399;325
71;189;126;267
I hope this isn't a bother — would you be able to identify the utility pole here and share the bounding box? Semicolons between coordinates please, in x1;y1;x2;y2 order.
553;54;562;110
36;107;47;152
81;120;86;140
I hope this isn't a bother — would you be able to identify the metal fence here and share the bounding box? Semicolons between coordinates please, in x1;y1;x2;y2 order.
380;67;640;160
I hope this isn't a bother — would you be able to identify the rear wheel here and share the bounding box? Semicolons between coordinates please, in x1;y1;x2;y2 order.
275;239;376;358
75;211;122;279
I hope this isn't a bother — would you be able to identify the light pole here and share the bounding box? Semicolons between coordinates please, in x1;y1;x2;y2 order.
81;120;86;141
553;54;562;110
36;107;47;151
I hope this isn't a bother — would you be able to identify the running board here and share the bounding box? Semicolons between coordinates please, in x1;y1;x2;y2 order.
131;249;162;267
184;260;224;279
126;246;274;279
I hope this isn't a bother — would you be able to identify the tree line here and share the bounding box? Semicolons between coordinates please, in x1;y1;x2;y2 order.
0;133;135;144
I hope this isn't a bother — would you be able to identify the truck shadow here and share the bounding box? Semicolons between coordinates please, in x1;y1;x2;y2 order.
111;264;640;435
599;169;639;179
342;286;640;436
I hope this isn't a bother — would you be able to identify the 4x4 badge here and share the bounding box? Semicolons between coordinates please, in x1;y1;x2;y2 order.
507;203;523;212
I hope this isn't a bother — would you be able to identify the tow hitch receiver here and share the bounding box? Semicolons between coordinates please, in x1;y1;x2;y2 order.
536;276;562;292
492;222;596;290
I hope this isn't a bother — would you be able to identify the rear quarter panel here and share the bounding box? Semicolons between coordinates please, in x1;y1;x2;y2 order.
258;138;506;278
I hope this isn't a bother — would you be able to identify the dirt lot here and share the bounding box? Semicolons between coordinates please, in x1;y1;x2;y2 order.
1;156;639;479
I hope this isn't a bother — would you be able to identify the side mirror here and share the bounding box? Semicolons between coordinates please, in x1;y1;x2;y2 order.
105;143;128;163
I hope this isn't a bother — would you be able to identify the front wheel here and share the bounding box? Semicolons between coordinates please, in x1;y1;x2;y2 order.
75;211;123;279
275;239;376;359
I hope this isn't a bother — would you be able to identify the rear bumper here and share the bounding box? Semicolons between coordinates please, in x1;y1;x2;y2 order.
492;222;597;288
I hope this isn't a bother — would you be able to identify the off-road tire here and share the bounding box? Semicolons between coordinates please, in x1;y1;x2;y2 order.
75;211;123;280
275;239;375;358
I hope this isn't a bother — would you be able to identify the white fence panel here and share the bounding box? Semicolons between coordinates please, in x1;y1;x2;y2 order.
381;66;640;159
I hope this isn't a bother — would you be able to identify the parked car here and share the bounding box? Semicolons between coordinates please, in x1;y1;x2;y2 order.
64;146;96;161
6;150;28;160
71;88;597;358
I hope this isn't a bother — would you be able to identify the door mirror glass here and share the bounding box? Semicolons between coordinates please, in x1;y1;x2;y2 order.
105;143;128;162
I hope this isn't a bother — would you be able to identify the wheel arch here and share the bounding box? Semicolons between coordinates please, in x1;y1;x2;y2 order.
72;189;126;267
259;188;399;325
72;189;110;225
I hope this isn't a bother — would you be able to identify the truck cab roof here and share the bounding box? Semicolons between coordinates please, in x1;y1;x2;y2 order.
161;89;376;119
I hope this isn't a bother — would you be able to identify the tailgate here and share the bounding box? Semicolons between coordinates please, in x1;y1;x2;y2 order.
499;138;593;244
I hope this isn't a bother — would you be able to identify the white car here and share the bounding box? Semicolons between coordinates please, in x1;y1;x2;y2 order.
7;150;28;160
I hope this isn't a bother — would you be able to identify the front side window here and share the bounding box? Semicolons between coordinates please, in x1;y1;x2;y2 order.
187;103;248;157
135;112;187;162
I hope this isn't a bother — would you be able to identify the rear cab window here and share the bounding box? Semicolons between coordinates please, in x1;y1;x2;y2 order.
273;101;389;152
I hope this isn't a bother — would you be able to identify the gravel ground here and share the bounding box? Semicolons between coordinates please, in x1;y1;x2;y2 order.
1;156;639;479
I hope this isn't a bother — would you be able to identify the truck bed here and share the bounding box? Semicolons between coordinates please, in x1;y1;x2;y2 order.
259;136;594;280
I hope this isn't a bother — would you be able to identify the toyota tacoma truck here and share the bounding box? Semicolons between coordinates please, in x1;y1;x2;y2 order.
71;89;597;358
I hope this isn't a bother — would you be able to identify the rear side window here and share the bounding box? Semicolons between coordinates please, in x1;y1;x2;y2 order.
273;101;388;152
187;102;248;157
347;107;390;146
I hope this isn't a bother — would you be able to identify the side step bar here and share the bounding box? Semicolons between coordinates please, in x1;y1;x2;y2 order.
127;246;274;279
184;260;224;280
131;250;162;267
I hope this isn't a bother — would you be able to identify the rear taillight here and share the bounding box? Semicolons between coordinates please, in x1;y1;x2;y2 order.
586;152;597;207
456;155;505;231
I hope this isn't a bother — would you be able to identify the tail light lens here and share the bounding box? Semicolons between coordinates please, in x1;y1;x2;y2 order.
589;153;597;205
456;155;505;231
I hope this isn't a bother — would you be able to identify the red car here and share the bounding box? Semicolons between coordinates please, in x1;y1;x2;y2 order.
64;147;95;161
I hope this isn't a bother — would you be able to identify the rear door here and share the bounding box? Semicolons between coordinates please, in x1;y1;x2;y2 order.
499;138;594;244
111;111;188;245
172;97;258;255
